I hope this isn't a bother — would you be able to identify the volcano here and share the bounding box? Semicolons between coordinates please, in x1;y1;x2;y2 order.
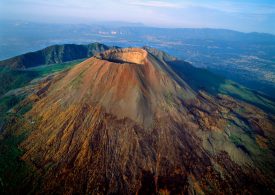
6;48;275;194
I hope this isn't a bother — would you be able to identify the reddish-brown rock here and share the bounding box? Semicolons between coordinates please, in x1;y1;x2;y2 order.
16;48;275;194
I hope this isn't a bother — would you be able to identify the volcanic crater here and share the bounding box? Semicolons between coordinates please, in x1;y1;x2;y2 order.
95;48;148;65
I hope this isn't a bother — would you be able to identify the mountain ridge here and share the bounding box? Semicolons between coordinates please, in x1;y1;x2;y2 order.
0;42;111;69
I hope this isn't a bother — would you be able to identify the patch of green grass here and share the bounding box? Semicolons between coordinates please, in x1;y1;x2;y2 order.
0;116;35;194
0;67;38;97
219;80;275;113
0;95;24;113
227;122;275;176
18;104;33;115
165;92;176;107
229;134;243;146
28;58;85;76
228;129;269;159
0;95;26;126
0;133;29;186
0;59;83;123
0;59;84;97
170;61;275;114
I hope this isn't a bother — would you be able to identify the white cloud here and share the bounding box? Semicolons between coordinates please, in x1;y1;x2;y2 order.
127;0;275;14
129;0;182;8
0;0;274;33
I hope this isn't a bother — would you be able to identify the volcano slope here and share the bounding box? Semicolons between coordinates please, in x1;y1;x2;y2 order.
3;48;275;194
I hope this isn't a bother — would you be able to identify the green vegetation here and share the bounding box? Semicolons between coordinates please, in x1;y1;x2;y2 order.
0;111;39;194
0;95;25;125
0;43;109;69
165;92;176;107
219;80;275;113
0;131;30;194
229;133;243;146
0;59;83;123
0;59;83;194
228;126;273;169
0;95;25;114
28;58;85;76
170;61;275;114
0;67;38;96
0;59;83;96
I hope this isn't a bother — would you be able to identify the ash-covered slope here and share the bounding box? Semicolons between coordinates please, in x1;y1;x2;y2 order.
10;48;275;194
24;48;195;127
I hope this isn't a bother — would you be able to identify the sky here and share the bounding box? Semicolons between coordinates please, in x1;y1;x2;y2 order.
0;0;275;34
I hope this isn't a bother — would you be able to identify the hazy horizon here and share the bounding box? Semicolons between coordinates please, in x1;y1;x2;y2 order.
0;0;275;34
1;19;275;37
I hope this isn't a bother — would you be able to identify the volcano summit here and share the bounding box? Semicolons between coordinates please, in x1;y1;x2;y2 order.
2;47;275;194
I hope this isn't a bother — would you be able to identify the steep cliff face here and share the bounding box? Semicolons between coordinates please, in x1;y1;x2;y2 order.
13;48;275;194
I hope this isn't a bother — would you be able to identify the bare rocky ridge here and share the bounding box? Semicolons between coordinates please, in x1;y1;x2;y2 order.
13;48;275;194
